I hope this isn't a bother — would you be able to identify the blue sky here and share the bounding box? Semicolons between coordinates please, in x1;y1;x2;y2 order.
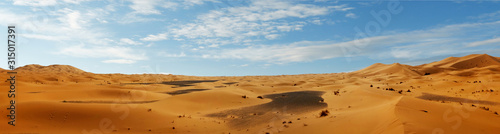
1;0;500;76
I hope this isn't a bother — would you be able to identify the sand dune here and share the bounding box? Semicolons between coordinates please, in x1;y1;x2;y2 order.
16;64;86;73
421;54;500;69
352;63;421;76
2;54;500;134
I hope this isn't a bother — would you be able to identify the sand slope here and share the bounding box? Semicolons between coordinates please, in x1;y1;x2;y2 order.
352;63;421;76
1;54;500;134
422;54;500;69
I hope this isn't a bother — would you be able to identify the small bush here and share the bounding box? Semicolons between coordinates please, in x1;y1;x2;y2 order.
319;110;329;117
334;90;340;95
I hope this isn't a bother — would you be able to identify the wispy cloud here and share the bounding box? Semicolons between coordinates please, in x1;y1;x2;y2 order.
12;0;92;6
59;45;148;63
141;33;168;41
158;52;187;58
142;0;351;47
12;0;57;6
102;59;137;64
120;38;143;45
201;41;347;63
2;0;151;64
128;0;163;15
201;20;500;63
467;37;500;47
345;12;357;18
127;0;215;15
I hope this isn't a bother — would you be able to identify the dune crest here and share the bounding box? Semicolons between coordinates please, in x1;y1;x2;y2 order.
352;63;421;76
354;54;500;77
422;54;500;69
14;64;87;74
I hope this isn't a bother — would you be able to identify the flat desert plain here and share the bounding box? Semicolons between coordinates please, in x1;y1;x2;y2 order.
1;54;500;134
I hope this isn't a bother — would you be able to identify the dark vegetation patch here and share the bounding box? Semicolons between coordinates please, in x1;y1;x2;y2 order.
164;89;210;95
223;82;238;85
417;93;498;105
62;100;158;104
319;109;329;117
124;80;218;87
206;91;327;128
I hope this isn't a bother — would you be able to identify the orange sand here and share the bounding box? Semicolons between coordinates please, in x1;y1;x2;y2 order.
1;54;500;134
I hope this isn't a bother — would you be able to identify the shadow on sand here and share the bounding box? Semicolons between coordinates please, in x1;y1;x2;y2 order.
417;93;498;105
207;91;327;128
124;80;218;87
163;89;210;95
62;100;159;104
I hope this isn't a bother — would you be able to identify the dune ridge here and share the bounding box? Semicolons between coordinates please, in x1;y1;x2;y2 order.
421;54;500;69
14;64;87;74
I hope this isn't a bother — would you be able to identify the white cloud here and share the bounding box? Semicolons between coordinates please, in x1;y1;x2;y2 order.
160;72;171;75
119;13;164;23
390;49;421;59
127;0;214;15
314;0;330;2
161;1;179;9
158;52;187;57
96;18;108;23
201;41;347;63
12;0;91;6
166;0;340;46
21;34;68;41
0;7;108;45
0;9;31;25
62;0;91;4
57;8;85;29
12;0;57;6
141;33;168;41
0;3;151;63
102;59;137;64
468;37;500;47
310;19;323;25
200;21;500;63
265;34;279;40
328;4;354;11
473;10;500;20
183;0;217;7
120;38;143;45
345;12;357;18
128;0;161;15
59;45;147;63
1;1;163;66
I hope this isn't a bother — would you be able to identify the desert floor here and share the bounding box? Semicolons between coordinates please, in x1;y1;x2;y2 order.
1;54;500;134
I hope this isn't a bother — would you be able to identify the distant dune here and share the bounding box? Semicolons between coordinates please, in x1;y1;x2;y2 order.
15;64;87;74
351;63;421;76
422;54;500;69
1;54;500;134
